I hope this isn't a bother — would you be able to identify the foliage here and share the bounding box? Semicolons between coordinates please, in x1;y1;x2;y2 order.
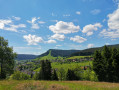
66;69;78;80
93;46;119;82
0;36;16;79
9;71;30;80
58;67;66;81
51;69;58;80
39;60;52;80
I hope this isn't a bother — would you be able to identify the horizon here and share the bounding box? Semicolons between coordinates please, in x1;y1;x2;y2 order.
0;0;119;55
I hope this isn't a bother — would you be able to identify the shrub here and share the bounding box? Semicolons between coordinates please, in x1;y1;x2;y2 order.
9;71;30;80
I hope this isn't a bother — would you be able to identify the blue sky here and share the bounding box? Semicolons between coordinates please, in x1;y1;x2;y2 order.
0;0;119;55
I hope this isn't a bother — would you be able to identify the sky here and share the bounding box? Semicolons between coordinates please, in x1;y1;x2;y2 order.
0;0;119;55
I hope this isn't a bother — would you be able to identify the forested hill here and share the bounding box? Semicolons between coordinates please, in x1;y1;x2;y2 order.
71;44;119;56
16;54;38;60
38;49;80;58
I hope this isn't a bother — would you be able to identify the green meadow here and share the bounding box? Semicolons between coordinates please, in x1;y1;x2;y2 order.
0;80;119;90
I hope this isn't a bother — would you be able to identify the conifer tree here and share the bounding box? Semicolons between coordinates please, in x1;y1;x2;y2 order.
52;69;58;80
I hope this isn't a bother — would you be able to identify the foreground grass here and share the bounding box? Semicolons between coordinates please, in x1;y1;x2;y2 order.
0;80;119;90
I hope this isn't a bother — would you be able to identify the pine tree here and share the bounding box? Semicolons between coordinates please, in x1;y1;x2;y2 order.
39;60;52;80
39;60;45;80
52;69;58;80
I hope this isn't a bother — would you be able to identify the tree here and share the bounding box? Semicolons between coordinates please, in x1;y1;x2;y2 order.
0;36;16;79
66;69;78;80
93;46;119;82
52;69;58;80
58;67;65;81
39;60;52;80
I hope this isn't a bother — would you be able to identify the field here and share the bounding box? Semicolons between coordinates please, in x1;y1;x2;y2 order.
66;56;91;60
52;61;92;70
34;61;92;72
0;80;119;90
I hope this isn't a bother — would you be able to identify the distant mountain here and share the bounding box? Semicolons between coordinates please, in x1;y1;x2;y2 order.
71;44;119;56
38;49;80;58
16;54;38;60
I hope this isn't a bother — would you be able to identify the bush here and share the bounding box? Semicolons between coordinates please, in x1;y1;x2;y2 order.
9;71;30;80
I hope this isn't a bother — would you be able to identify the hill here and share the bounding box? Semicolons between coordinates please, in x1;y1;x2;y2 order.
16;54;38;60
38;49;80;58
71;44;119;56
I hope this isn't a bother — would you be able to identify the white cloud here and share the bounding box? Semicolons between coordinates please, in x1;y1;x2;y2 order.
12;16;21;20
50;34;65;41
23;34;43;45
49;21;80;34
100;29;119;39
46;39;56;44
100;8;119;39
0;19;26;32
91;9;101;15
38;21;45;24
82;23;102;36
70;35;87;43
27;17;40;29
87;44;94;48
76;11;81;15
108;8;119;30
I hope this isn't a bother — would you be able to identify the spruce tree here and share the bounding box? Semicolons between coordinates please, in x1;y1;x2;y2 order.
52;69;58;80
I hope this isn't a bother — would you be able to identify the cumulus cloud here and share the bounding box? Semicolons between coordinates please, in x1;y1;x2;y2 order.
91;9;101;15
46;39;56;44
87;44;94;48
50;34;65;41
70;35;87;43
49;21;80;34
100;8;119;39
0;19;26;32
23;34;43;45
100;29;119;39
27;17;40;29
76;11;81;15
82;23;102;36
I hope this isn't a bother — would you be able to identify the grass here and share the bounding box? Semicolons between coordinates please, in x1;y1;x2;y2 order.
52;61;92;70
34;61;92;72
66;56;91;60
0;80;119;90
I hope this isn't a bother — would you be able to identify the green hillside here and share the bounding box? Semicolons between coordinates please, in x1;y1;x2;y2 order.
71;44;119;56
38;50;64;60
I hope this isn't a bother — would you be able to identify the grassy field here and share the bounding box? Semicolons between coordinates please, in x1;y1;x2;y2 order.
34;61;92;72
52;61;92;70
0;80;119;90
66;56;91;60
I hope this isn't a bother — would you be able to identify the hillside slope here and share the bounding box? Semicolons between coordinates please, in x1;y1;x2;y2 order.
71;44;119;56
16;54;38;60
38;49;80;58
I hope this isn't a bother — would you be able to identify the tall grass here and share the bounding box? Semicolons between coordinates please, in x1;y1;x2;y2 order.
0;80;119;90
